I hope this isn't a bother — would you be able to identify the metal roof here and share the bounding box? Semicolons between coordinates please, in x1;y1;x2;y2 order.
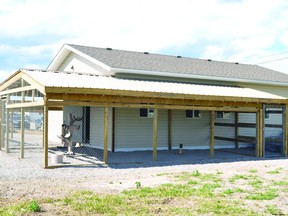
23;70;286;100
68;44;288;84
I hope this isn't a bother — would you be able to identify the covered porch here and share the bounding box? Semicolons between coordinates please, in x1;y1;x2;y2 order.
0;69;287;168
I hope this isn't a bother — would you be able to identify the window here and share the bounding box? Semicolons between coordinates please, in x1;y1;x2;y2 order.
216;111;231;119
140;108;154;118
186;110;201;119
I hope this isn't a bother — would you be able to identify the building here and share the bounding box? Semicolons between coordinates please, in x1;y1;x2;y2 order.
0;44;287;167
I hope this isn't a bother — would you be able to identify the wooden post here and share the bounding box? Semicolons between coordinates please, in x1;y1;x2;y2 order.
285;105;288;157
153;108;158;161
43;104;48;168
20;108;24;158
259;108;264;158
104;106;109;163
210;111;215;157
5;108;9;153
112;107;115;152
256;111;260;157
11;110;14;139
168;109;172;150
235;112;239;149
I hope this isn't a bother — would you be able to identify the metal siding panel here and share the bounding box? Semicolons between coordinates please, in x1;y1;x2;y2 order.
171;110;210;149
114;108;168;151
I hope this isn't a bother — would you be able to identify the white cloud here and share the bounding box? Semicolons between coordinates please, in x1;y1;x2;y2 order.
0;0;288;76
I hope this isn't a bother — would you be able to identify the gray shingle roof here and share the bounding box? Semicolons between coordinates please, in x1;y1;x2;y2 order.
68;44;288;83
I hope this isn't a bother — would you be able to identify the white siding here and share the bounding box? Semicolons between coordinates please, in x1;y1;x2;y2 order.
114;108;168;151
48;110;63;145
171;110;210;149
89;107;112;150
57;52;107;75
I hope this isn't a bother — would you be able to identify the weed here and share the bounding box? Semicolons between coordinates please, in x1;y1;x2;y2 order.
246;188;278;200
28;200;41;212
267;170;280;174
229;174;252;183
222;188;245;196
265;204;282;215
135;181;141;189
272;180;288;186
248;169;258;173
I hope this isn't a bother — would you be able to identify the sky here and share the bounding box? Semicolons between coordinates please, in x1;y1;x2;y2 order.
0;0;288;82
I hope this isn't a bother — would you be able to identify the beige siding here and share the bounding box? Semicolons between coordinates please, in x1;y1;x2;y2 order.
57;52;107;75
89;107;112;150
114;108;168;151
171;110;210;149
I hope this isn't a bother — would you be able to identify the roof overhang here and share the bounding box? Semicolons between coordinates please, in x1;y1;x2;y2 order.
112;67;288;87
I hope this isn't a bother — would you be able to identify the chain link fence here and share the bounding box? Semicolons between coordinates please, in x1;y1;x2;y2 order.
1;105;285;167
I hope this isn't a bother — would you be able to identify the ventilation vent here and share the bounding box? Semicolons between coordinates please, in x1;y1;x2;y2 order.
106;48;112;50
234;62;239;64
177;56;182;58
207;59;212;61
144;52;149;54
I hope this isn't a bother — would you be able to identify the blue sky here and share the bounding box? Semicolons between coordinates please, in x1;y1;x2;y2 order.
0;0;288;82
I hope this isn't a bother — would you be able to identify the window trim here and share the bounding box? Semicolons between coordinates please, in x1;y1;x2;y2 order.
139;108;154;118
186;110;202;119
216;111;231;119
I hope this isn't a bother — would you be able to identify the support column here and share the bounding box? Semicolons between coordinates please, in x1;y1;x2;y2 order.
168;109;172;150
256;111;260;157
11;110;14;139
20;108;24;158
235;112;239;149
285;105;288;157
259;109;264;158
5;108;9;153
43;104;48;168
104;106;109;164
153;108;158;161
210;111;215;157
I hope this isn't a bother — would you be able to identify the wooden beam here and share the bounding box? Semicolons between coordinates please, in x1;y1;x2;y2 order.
103;107;109;164
210;111;215;157
168;109;172;150
46;93;262;108
6;101;44;109
0;86;36;96
46;100;259;113
0;72;22;92
21;73;45;95
153;108;158;161
43;104;48;168
20;108;24;159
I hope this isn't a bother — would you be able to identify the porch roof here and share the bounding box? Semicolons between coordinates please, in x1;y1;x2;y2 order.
21;69;286;101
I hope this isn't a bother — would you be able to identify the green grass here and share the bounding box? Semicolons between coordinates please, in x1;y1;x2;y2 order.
266;170;280;174
246;188;278;200
1;169;287;215
265;204;283;215
0;200;41;216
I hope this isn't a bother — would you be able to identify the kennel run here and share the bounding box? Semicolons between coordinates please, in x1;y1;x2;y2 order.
0;69;287;168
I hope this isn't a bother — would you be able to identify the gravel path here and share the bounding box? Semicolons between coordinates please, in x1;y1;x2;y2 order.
1;150;288;205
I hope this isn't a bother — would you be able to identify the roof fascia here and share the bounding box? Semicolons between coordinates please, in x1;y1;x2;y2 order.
112;67;288;87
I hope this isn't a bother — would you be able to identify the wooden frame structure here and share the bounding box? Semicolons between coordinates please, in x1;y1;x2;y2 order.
1;70;288;168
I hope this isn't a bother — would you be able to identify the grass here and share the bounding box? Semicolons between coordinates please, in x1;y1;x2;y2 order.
1;168;287;215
